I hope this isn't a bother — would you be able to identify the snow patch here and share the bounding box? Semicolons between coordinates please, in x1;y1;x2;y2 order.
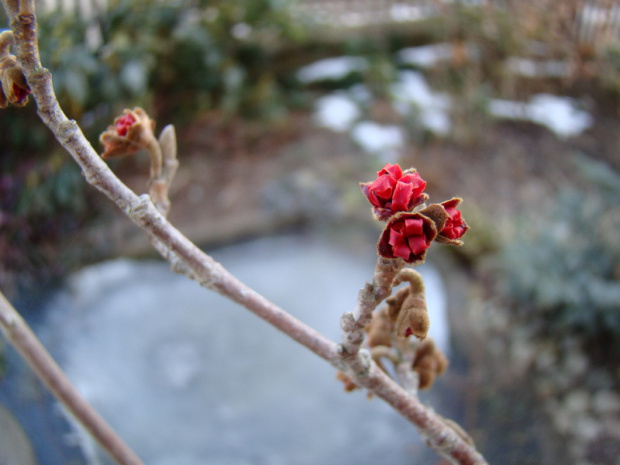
351;121;406;158
392;70;451;134
489;94;592;138
313;93;360;132
297;56;367;83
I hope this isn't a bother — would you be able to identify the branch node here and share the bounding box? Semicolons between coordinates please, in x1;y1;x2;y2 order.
57;119;79;144
356;349;372;377
17;12;34;25
127;194;153;220
340;312;356;331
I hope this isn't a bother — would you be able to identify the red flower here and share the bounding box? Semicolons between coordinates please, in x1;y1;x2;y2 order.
437;198;468;244
115;113;137;136
377;212;437;265
99;108;155;159
360;163;427;220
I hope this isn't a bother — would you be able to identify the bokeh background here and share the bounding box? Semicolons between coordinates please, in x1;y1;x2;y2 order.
1;1;620;464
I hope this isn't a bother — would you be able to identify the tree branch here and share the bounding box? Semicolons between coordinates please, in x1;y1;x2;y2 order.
0;293;146;465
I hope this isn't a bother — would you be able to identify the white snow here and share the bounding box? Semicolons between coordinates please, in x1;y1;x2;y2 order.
505;57;568;78
351;121;406;158
297;56;368;84
313;93;360;132
489;94;592;138
391;70;452;135
396;43;454;68
389;3;430;22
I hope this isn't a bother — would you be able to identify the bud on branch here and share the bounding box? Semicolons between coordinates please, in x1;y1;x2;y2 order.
0;30;30;108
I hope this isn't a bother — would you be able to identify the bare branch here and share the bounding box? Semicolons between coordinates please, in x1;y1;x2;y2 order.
340;257;406;355
0;293;146;465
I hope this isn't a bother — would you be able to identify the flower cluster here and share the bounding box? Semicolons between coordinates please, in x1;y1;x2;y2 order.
0;31;30;108
361;163;468;265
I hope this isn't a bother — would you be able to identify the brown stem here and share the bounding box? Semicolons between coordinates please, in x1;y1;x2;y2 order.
340;257;405;355
358;364;486;465
0;293;146;465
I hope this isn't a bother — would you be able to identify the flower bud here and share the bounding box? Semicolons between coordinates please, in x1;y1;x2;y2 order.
99;108;156;159
360;163;428;221
0;31;30;108
436;197;469;244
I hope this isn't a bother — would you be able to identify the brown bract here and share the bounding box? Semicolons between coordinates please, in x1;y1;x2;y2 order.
99;108;156;159
365;308;394;348
412;339;448;389
386;269;429;339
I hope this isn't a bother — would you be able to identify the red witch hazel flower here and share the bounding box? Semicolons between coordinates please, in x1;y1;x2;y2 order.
99;108;155;159
363;163;469;266
436;198;469;245
377;212;438;265
115;113;137;136
360;163;428;221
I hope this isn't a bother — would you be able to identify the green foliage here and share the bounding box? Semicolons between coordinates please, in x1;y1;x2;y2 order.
501;155;620;355
82;0;306;119
0;0;311;289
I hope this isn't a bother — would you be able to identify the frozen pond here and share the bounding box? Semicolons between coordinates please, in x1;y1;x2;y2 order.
39;234;451;465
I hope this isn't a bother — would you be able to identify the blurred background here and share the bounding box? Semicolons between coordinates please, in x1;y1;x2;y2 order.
1;0;620;464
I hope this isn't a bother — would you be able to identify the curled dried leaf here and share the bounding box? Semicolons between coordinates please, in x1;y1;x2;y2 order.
365;308;394;348
386;269;429;339
412;339;449;389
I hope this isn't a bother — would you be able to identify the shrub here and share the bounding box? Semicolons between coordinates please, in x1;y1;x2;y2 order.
501;155;620;359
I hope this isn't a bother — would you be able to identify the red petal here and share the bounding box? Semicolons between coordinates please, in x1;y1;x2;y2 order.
446;207;461;221
400;172;427;198
388;226;404;246
367;176;395;203
378;163;402;179
408;235;429;255
404;218;424;236
392;242;412;260
115;113;137;137
392;181;414;212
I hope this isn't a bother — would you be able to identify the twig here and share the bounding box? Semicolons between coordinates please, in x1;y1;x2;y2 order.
340;257;405;355
2;2;489;464
0;292;146;465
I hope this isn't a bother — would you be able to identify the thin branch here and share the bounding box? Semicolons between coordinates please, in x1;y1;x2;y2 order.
340;257;405;355
0;293;147;465
2;2;489;464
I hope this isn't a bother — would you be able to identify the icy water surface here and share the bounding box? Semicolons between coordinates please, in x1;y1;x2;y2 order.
38;235;450;465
